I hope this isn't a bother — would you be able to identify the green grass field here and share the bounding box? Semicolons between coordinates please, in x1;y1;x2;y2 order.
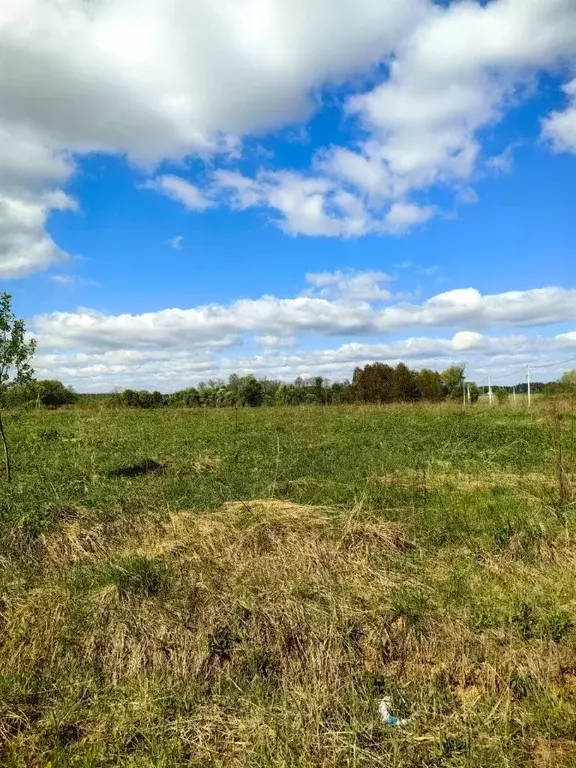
1;403;575;766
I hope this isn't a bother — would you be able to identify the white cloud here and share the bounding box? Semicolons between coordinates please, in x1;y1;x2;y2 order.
143;176;213;211
169;235;184;250
384;202;438;233
255;335;297;350
0;0;429;271
1;0;575;272
0;191;77;278
456;187;480;205
321;0;576;206
50;274;76;288
1;0;427;158
212;170;265;210
33;328;576;392
181;170;433;237
213;170;374;236
485;145;516;175
0;124;74;194
305;270;392;301
50;273;99;288
33;281;576;367
150;170;389;239
542;79;576;153
261;173;348;237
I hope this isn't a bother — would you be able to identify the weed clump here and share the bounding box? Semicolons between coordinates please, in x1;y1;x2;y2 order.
71;555;166;597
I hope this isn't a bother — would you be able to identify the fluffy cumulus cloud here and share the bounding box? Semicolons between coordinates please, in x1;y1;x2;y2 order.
34;284;576;352
1;0;576;273
542;79;576;153
122;0;576;233
33;328;576;393
142;176;213;212
325;0;576;197
0;0;423;272
384;203;439;233
0;190;77;278
192;170;375;237
304;270;393;301
31;275;576;389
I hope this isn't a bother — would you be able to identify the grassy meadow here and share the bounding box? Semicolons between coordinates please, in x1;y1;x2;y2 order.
0;402;576;766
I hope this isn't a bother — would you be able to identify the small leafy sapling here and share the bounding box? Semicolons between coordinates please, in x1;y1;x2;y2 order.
0;293;37;481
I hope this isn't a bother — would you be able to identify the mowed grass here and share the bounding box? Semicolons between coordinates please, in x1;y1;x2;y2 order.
0;403;575;767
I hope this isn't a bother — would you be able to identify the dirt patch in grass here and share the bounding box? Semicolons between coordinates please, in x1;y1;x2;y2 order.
107;458;168;478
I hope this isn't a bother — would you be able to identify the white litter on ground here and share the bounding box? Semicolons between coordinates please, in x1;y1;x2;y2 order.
378;697;410;727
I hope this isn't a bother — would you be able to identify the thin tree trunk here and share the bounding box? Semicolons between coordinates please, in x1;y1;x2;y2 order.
0;409;11;483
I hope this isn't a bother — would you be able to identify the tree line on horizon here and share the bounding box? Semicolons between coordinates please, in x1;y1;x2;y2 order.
2;362;464;408
0;364;565;410
0;363;502;409
0;292;567;412
118;362;473;409
0;364;564;412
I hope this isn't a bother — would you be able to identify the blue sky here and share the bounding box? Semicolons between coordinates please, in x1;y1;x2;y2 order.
2;0;576;391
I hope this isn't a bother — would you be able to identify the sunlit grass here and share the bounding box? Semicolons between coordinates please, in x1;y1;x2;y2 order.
0;403;574;766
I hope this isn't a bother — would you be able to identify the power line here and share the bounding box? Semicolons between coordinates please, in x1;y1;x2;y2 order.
529;355;576;371
486;356;576;381
498;364;531;380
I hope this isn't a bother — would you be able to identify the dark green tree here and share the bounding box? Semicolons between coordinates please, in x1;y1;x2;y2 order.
392;363;420;402
416;369;444;402
277;383;306;405
353;363;395;403
442;364;466;400
329;380;354;404
118;389;165;408
168;387;201;407
238;375;264;407
311;376;328;405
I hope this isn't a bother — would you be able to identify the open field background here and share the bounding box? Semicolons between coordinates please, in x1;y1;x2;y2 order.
1;403;576;767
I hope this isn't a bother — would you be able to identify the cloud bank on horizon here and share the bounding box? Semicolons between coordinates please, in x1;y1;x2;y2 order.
1;0;575;388
33;277;576;390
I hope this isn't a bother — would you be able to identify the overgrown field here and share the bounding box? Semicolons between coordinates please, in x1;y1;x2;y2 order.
1;403;575;767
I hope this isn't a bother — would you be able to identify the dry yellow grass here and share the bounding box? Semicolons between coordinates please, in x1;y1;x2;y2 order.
2;496;576;766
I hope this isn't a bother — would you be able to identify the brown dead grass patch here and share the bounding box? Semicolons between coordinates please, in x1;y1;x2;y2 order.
4;495;576;766
38;499;411;570
533;738;576;768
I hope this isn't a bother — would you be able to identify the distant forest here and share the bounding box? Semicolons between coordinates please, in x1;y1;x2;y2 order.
1;361;557;409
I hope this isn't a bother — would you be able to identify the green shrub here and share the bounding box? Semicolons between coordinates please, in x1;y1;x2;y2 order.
3;380;76;408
